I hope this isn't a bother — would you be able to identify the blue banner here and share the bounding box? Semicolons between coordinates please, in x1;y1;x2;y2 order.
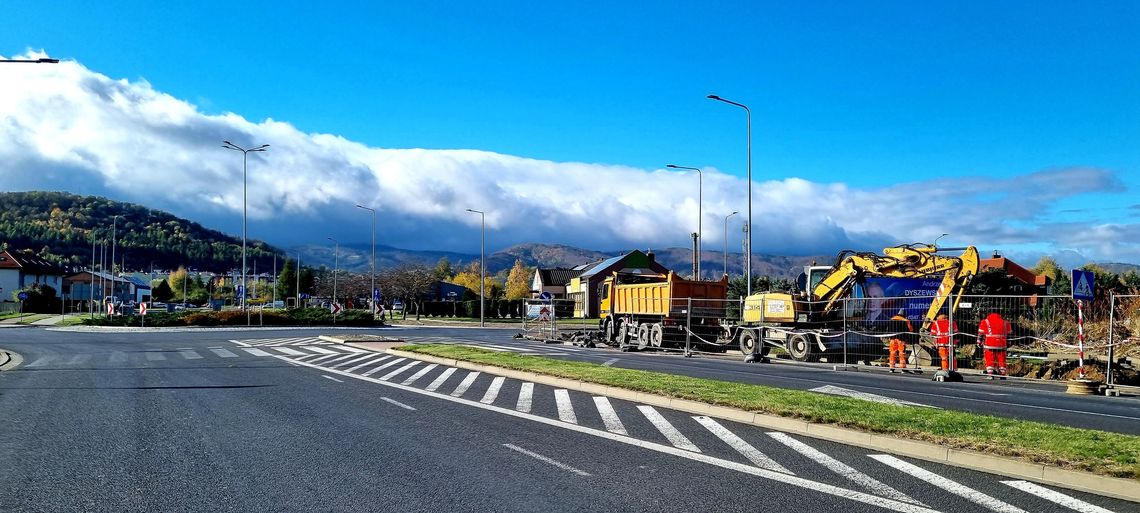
854;277;944;325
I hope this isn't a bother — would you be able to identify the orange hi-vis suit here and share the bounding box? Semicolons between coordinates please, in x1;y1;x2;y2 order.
930;317;958;371
977;313;1011;375
887;314;914;369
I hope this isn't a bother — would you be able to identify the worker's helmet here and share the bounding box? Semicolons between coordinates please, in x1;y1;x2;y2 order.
896;308;906;317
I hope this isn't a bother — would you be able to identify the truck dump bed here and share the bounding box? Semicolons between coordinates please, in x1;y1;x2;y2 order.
611;272;727;318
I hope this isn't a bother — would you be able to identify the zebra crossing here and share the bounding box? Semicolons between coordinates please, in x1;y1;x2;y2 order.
255;342;1124;513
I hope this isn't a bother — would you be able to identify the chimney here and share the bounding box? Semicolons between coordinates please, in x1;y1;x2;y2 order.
647;249;655;264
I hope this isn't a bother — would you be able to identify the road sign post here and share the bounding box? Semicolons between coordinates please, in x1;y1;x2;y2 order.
1071;269;1095;380
140;302;147;327
17;291;27;323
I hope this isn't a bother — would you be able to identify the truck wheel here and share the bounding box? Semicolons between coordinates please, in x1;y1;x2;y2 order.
787;334;816;362
618;319;633;349
739;329;768;356
637;324;651;350
650;323;664;347
602;318;616;343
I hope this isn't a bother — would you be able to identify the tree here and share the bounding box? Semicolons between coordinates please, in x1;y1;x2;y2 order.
1032;256;1070;295
505;259;532;299
168;267;190;301
275;258;297;299
433;256;454;282
299;267;316;296
151;279;174;302
451;261;483;294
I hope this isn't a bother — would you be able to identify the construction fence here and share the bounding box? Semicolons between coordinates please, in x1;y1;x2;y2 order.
521;293;1139;385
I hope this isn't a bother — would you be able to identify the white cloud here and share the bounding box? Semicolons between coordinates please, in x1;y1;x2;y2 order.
1;52;1136;264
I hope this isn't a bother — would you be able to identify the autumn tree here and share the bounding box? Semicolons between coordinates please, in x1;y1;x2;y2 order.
505;259;532;299
433;256;454;282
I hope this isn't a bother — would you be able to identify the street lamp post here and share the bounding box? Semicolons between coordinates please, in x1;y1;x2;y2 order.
222;140;269;318
465;209;485;327
667;164;703;279
356;204;377;319
296;251;302;308
707;94;752;295
0;57;59;63
724;211;738;277
110;215;121;312
327;237;339;318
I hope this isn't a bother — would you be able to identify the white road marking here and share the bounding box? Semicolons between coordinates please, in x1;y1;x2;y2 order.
592;396;628;435
293;353;323;362
108;351;127;363
1001;480;1115;513
480;376;506;404
516;382;534;413
380;361;421;381
229;340;250;347
766;432;919;505
332;353;378;369
483;344;536;352
810;385;935;408
380;397;416;410
272;347;307;356
178;350;202;360
424;367;457;392
362;357;407;377
473;345;511;352
322;353;361;366
209;348;238;358
601;358;620;367
345;355;390;373
555;389;578;424
869;454;1027;513
307;353;342;364
450;371;481;397
337;345;368;353
242;348;271;357
638;406;700;452
145;352;166;361
322;375;343;383
67;354;89;365
401;364;439;386
269;353;942;513
502;443;591;476
694;417;792;474
302;346;338;354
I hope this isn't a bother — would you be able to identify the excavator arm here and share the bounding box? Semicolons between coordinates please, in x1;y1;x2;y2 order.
810;244;980;322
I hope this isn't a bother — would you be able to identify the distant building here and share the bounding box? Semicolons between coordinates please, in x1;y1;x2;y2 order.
424;281;469;301
64;270;137;308
0;250;65;302
531;268;585;299
978;255;1050;294
566;250;671;317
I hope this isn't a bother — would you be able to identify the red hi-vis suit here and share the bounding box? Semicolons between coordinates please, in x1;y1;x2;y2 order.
977;313;1011;375
930;317;958;371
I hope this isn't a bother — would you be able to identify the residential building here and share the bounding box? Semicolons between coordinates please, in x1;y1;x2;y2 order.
0;250;65;302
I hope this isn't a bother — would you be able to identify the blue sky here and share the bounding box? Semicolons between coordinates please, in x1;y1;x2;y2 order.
2;1;1139;265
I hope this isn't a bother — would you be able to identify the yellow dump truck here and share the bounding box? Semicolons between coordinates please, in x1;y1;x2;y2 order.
599;271;728;350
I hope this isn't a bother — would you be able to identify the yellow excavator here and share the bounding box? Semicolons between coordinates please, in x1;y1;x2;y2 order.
726;243;980;363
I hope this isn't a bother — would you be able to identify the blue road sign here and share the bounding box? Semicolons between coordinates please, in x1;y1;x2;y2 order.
236;285;245;298
1071;269;1095;301
538;291;553;302
17;292;28;301
300;293;310;300
373;288;381;301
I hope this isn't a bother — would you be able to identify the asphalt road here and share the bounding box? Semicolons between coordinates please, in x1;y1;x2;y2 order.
0;327;1133;512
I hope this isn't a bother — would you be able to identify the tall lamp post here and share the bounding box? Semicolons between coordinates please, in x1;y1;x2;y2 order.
723;211;738;277
667;164;703;279
355;204;377;318
707;94;752;295
465;209;485;327
110;214;121;309
327;237;339;314
222;140;269;315
0;57;59;63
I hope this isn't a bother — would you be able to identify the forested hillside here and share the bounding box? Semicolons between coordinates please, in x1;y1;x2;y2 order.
0;191;281;272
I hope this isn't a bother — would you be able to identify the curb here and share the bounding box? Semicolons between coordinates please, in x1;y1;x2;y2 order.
385;348;1139;503
0;349;23;371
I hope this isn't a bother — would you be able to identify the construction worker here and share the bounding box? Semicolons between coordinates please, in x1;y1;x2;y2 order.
930;313;957;371
977;311;1011;378
886;309;914;372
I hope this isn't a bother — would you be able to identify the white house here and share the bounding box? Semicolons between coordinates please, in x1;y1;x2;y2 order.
0;250;65;302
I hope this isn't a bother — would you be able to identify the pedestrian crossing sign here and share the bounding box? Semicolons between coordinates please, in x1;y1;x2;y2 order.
1071;269;1095;301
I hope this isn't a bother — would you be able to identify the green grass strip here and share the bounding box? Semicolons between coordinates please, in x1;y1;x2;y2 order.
397;343;1140;479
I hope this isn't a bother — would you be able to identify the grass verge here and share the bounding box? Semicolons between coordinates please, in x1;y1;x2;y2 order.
397;343;1140;479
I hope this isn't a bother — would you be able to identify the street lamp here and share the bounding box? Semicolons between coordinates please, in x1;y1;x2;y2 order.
0;57;59;63
724;211;738;277
465;208;485;327
667;164;703;279
222;140;269;315
707;94;753;295
355;204;377;318
327;237;339;316
110;215;122;310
